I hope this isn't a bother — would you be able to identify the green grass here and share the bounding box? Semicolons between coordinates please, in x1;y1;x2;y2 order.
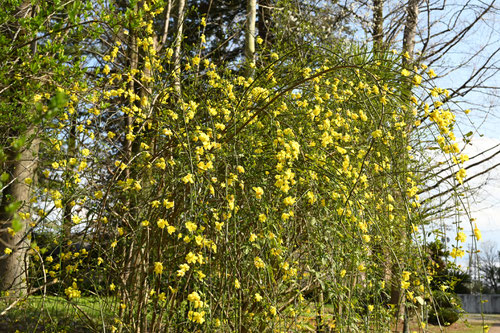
0;295;115;332
3;297;499;332
407;313;499;333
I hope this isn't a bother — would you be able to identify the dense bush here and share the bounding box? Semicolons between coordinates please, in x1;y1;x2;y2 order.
0;1;481;331
428;290;463;326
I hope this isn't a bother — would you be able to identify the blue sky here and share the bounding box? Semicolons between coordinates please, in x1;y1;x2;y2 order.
415;0;500;268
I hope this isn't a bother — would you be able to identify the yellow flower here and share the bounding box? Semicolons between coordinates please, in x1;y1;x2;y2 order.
413;75;422;85
81;148;90;157
163;200;174;209
253;187;264;199
254;256;265;269
401;68;411;77
270;306;277;316
258;214;267;222
188;310;205;324
185;221;197;232
215;222;224;231
186;252;197;264
196;270;206;280
254;293;263;302
456;168;466;184
474;223;482;241
306;191;316;205
71;215;82;224
65;284;81;298
4;248;12;255
249;233;257;242
234;279;241;289
115;160;127;170
372;130;382;138
167;225;176;234
78;161;87;171
154;262;163;275
182;173;194;184
177;263;190;277
188;291;201;303
157;219;168;229
456;232;467;243
450;247;465;258
283;196;296;206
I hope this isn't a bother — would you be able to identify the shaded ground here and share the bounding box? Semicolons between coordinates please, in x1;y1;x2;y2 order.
0;296;112;333
2;297;500;332
463;313;500;333
406;313;500;333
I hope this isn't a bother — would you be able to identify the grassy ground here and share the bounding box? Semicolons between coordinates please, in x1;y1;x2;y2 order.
406;313;500;333
0;295;114;332
2;296;499;332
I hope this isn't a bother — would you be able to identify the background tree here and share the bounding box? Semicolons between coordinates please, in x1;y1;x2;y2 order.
0;0;87;296
479;242;500;293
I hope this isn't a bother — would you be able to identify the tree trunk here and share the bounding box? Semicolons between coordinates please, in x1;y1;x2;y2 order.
0;1;38;297
402;0;420;64
0;130;40;295
173;0;186;97
372;0;384;53
245;0;256;64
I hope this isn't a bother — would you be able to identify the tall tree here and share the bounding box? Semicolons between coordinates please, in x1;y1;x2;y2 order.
0;1;44;296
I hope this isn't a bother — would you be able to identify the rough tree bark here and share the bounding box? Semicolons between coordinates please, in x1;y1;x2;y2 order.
372;0;384;53
0;0;39;297
0;130;40;295
402;0;420;64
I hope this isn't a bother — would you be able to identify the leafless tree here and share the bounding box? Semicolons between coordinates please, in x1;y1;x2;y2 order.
479;241;500;293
